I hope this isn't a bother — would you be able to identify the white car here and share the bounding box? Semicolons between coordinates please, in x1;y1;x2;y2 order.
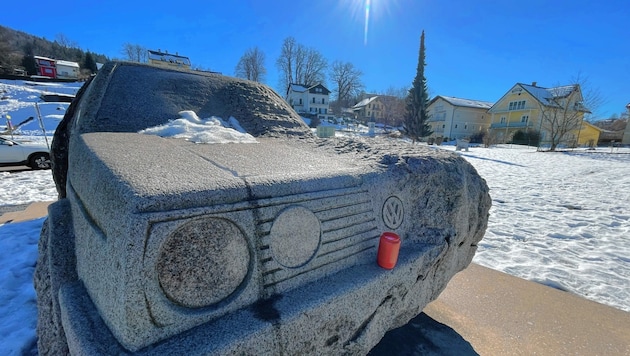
0;136;51;169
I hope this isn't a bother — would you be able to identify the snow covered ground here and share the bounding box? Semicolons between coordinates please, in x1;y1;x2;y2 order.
1;79;629;354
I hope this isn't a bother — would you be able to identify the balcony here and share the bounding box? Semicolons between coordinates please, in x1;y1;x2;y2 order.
490;122;531;129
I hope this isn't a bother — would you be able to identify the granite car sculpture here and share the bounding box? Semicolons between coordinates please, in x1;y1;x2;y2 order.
35;61;491;355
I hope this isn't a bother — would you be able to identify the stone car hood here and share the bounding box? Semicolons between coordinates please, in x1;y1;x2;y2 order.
68;132;372;216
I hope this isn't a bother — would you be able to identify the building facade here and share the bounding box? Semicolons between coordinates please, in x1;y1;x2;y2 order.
352;96;383;123
33;56;57;78
427;96;493;140
148;50;191;70
55;60;80;79
488;83;599;147
286;83;333;120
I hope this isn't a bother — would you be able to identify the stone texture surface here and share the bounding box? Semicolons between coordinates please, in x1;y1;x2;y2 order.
35;61;491;355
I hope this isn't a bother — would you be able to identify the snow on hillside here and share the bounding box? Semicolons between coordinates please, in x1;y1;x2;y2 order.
1;78;629;354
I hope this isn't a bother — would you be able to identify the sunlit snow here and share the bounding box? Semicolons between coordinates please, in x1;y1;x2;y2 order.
138;110;257;144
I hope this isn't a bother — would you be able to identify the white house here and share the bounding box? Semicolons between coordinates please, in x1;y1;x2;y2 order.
55;60;80;79
286;83;333;120
148;50;191;70
427;95;493;140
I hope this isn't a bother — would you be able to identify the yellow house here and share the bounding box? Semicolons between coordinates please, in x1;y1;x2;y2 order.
488;82;599;148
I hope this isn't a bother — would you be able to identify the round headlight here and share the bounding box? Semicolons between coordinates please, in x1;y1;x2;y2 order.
270;206;321;268
157;217;250;308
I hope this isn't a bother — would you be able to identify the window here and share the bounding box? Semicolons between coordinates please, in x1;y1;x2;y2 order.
319;108;322;114
312;97;315;103
368;111;371;117
322;98;325;104
324;108;327;114
464;124;468;130
442;124;445;128
521;115;529;123
500;117;506;124
299;98;302;105
455;124;458;128
508;100;526;110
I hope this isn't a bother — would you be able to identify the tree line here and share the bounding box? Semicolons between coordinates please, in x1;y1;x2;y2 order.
231;35;432;138
0;26;108;77
233;36;368;117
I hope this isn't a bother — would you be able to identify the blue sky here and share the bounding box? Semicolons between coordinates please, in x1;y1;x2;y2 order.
2;0;628;119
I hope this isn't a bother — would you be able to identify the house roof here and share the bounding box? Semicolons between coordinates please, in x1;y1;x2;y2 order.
288;83;330;94
148;50;191;66
352;96;379;109
489;83;589;113
582;121;603;132
55;60;80;68
33;56;55;61
519;83;577;106
432;95;493;109
288;84;309;92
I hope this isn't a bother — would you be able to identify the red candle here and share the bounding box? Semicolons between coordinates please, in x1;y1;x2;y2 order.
377;232;401;269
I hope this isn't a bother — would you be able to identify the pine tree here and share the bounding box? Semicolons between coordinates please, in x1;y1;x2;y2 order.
83;51;97;73
404;30;433;143
21;55;37;75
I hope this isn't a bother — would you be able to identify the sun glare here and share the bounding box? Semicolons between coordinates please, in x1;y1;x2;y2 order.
364;0;372;45
336;0;398;46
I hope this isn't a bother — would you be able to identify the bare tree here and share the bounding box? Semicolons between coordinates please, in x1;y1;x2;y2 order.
329;61;363;114
235;47;266;83
55;33;79;48
379;86;407;129
276;37;327;96
539;85;590;151
276;37;297;93
121;43;147;63
537;73;604;151
571;72;604;121
302;48;327;87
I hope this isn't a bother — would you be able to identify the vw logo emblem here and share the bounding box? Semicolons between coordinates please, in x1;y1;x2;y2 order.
382;196;404;229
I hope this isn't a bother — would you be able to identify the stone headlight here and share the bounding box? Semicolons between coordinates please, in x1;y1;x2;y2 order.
156;217;250;308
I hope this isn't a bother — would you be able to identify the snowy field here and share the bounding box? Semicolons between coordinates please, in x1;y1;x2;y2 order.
1;79;629;354
445;144;630;313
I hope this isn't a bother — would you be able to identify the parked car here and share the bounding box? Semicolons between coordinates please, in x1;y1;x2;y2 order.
0;136;51;169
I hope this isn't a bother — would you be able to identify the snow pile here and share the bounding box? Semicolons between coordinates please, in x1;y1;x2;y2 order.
139;110;257;144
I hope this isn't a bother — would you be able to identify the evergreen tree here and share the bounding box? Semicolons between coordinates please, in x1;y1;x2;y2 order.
21;54;37;75
83;51;97;73
404;30;433;143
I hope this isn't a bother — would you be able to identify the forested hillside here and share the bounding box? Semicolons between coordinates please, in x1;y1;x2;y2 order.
0;25;109;77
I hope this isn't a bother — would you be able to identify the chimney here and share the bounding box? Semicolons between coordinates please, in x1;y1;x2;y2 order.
532;81;537;87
